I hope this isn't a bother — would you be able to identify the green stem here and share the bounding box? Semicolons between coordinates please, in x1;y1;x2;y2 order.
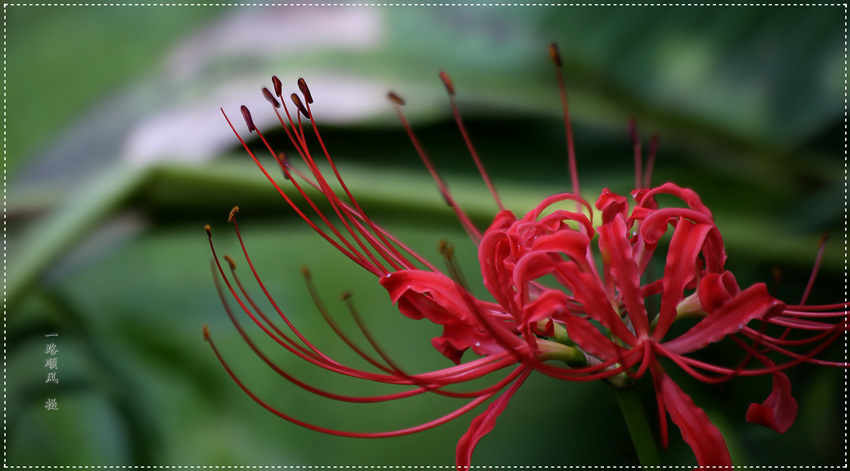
613;385;661;467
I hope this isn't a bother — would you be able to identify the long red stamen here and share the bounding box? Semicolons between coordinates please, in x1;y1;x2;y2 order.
223;107;390;276
222;109;361;262
629;120;642;190
205;327;504;439
643;135;658;189
303;271;398;375
799;233;828;305
214;225;504;387
782;305;849;315
389;92;483;244
297;79;414;271
210;270;423;403
269;100;395;274
273;81;406;274
279;154;440;273
223;253;321;361
230;215;383;365
340;297;529;398
270;77;309;157
213;227;527;404
549;43;579;198
439;70;504;211
213;223;524;394
208;225;338;367
266;130;393;274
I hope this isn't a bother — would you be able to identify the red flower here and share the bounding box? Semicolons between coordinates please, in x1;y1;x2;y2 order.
205;44;847;469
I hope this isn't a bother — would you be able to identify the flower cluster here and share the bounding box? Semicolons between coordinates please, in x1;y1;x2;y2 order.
204;44;847;469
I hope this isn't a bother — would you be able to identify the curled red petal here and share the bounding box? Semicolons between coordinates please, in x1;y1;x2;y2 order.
382;270;470;321
533;208;595;238
638;208;715;251
698;271;741;312
456;368;532;469
485;208;518;232
664;282;785;355
595;188;629;224
431;335;470;366
479;230;521;313
639;183;714;219
530;230;592;272
380;270;515;363
511;251;558;308
562;310;625;361
558;262;637;347
522;289;569;325
525;193;593;225
746;370;797;434
653;220;716;341
557;262;638;347
652;364;732;469
598;215;649;338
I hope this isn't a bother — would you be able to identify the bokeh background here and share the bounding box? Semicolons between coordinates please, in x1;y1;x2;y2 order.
6;5;845;467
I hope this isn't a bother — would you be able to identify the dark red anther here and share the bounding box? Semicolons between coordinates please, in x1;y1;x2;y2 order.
291;93;309;118
439;71;456;97
262;87;281;108
298;78;313;104
387;92;405;106
274;152;291;180
272;75;283;97
549;43;563;68
241;105;256;133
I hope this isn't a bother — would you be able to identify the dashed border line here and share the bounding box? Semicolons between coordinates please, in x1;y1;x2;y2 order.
1;2;847;470
0;467;848;470
3;2;7;470
844;1;848;468
0;3;849;6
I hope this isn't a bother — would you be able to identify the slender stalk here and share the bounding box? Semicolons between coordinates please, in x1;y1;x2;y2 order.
613;386;661;467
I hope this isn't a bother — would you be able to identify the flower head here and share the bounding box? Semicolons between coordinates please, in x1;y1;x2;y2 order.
205;43;847;469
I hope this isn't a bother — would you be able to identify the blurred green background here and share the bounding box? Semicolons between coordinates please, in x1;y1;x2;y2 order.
6;5;845;467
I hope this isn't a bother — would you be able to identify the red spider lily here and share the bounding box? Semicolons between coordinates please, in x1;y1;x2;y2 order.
205;44;848;469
